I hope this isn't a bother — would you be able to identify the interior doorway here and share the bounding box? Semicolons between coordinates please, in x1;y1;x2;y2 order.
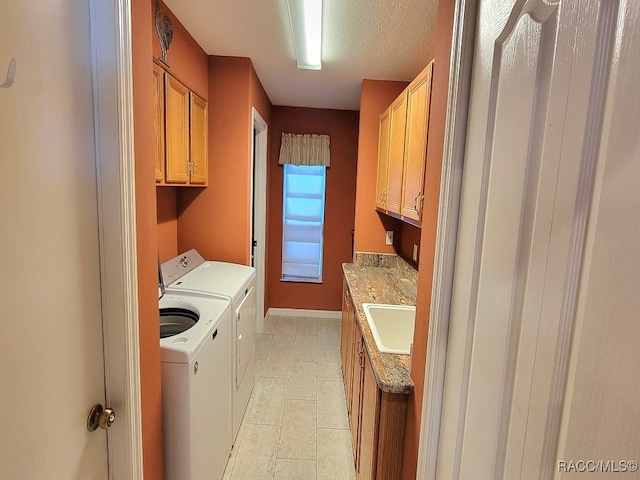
250;107;268;332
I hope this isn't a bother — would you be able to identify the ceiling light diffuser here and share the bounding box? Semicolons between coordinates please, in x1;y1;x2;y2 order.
286;0;323;70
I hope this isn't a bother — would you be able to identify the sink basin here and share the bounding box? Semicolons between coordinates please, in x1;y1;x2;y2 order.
362;303;416;355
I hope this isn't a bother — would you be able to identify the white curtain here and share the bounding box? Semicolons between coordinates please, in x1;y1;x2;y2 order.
278;133;330;167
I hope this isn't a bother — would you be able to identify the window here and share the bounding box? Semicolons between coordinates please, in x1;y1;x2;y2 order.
281;164;326;282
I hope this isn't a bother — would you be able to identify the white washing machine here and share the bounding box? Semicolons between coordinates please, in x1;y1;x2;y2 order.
159;292;232;480
162;250;256;444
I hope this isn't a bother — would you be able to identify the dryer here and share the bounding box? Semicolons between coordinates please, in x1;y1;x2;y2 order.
159;292;232;480
162;250;257;444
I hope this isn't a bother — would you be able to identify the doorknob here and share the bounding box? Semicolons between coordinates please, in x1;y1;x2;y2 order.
87;404;116;432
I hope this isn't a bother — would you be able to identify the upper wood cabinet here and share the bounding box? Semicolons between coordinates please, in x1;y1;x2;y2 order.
400;63;433;221
154;64;209;187
375;61;433;225
385;91;408;215
375;109;391;210
189;93;208;185
165;74;191;184
153;63;165;183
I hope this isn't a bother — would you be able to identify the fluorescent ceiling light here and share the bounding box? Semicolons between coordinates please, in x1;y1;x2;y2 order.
286;0;323;70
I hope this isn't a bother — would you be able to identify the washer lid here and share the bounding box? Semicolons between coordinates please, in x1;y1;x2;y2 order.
159;293;231;364
167;261;256;304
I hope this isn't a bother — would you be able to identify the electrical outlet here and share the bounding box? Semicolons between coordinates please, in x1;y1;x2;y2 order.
413;244;419;262
385;231;394;245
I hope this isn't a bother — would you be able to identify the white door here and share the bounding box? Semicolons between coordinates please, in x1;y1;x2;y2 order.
436;0;640;478
0;1;124;478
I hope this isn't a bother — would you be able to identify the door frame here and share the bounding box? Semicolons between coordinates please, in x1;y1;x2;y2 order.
90;0;143;477
415;0;477;478
251;107;268;331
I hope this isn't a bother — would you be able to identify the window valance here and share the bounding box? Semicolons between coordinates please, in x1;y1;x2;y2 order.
278;133;330;167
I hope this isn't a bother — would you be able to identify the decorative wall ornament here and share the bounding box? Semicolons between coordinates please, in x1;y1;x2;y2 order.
155;2;173;67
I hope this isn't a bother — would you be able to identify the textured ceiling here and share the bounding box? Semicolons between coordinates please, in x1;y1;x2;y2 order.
162;0;439;111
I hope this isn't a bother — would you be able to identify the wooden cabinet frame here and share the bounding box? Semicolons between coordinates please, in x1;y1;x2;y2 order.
154;62;208;187
153;63;165;182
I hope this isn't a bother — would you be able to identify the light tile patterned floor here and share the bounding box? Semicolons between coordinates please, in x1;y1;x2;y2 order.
223;315;356;480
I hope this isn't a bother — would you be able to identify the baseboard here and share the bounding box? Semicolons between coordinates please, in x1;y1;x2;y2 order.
266;308;341;319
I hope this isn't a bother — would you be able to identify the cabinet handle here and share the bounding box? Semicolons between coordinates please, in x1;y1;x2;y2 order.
192;159;198;175
418;193;424;215
413;192;420;210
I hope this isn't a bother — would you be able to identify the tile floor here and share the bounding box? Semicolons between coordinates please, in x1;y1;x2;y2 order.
222;315;356;480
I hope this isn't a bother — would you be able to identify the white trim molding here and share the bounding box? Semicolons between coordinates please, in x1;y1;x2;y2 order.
251;107;268;333
416;0;478;479
267;308;342;319
89;0;143;477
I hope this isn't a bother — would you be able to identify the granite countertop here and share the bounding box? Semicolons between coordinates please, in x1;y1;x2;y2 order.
342;253;418;395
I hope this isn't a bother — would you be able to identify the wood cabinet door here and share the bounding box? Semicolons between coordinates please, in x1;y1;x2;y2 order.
385;91;408;214
165;74;190;184
359;351;381;480
189;92;208;185
153;63;165;183
350;333;364;471
340;285;355;414
375;108;391;209
400;62;433;222
340;284;350;374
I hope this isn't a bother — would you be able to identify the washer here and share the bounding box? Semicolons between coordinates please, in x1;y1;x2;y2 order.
159;292;232;480
162;249;256;444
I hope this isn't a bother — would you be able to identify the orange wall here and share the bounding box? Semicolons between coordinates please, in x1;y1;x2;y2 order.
157;187;179;262
401;0;456;478
266;106;359;311
353;80;408;254
250;62;272;127
178;56;272;264
132;0;163;478
399;222;421;266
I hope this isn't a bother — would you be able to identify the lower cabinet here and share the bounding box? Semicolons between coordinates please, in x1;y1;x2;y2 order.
340;279;407;480
359;355;380;480
350;329;363;469
340;284;355;412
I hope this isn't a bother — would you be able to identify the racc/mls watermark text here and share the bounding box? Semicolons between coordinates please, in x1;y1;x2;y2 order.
558;460;638;473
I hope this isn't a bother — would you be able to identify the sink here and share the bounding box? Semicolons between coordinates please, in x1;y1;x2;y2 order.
362;303;416;355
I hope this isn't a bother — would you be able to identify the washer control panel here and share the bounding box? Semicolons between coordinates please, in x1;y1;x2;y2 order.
161;249;206;286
